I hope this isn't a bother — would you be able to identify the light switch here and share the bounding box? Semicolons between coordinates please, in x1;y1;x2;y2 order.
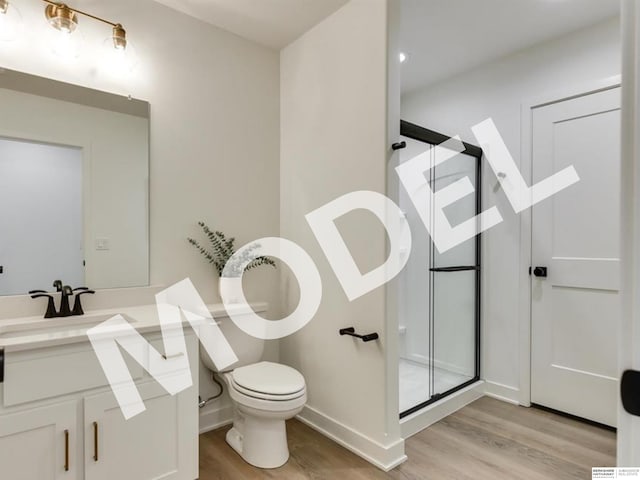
95;238;110;251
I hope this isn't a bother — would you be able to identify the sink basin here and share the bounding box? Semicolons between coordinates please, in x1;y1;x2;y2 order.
0;314;135;340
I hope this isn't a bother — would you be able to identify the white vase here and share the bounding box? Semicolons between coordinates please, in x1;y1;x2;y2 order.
218;276;242;304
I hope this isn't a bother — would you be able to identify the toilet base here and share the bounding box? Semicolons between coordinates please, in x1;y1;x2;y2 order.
225;415;290;469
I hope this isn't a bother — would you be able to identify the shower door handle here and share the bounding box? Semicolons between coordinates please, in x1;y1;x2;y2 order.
429;266;479;272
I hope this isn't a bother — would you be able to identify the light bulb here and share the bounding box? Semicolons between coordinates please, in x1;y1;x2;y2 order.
48;27;83;60
102;35;138;75
0;0;22;42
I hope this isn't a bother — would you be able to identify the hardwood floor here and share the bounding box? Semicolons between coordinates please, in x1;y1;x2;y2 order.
199;397;616;479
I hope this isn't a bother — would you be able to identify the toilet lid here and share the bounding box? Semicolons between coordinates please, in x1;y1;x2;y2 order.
231;361;305;396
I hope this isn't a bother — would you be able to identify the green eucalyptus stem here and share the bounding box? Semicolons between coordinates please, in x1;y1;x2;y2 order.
188;221;276;277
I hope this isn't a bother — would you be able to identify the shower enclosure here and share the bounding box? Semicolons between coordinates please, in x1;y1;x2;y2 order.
397;120;481;418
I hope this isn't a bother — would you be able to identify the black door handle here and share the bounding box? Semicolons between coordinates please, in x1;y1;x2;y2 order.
533;267;548;278
622;370;640;416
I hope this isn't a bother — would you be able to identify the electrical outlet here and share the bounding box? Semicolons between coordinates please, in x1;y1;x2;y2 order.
95;238;110;251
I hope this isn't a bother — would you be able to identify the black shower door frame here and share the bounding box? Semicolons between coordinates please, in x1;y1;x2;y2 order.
399;120;482;419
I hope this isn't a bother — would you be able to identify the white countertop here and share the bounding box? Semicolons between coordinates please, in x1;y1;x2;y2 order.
0;302;268;353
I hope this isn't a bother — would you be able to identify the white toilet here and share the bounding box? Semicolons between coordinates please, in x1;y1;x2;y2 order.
200;313;307;469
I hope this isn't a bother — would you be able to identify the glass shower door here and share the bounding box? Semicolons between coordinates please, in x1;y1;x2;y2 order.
398;121;481;417
397;134;433;414
430;150;479;400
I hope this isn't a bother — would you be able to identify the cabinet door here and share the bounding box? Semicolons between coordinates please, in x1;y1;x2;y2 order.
84;381;197;480
0;401;78;480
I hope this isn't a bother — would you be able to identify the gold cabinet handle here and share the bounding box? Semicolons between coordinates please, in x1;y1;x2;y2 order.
93;421;99;462
64;429;70;472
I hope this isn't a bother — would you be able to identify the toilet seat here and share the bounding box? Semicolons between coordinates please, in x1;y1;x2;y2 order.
230;361;306;401
231;380;305;401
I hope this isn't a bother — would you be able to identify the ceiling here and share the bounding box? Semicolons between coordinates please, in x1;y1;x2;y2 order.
150;0;619;88
400;0;620;93
152;0;349;49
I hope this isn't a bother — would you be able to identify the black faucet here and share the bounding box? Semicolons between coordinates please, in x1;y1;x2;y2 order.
72;288;95;315
58;285;73;317
30;281;95;318
52;280;73;317
28;290;57;318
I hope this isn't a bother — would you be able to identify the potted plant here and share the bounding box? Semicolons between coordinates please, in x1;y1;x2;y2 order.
188;221;276;303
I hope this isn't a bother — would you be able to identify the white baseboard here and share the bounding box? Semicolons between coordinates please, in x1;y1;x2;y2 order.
199;403;234;434
296;405;407;472
400;380;484;439
483;381;521;405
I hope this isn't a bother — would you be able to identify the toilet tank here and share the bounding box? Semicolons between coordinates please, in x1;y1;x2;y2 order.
200;312;265;373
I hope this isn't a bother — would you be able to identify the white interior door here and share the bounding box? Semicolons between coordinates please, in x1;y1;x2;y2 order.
531;86;621;427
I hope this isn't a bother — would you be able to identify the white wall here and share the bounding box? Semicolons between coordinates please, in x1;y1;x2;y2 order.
280;0;405;470
0;0;281;430
401;18;621;402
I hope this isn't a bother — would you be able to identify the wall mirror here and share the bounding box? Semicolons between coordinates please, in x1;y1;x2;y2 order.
0;68;149;296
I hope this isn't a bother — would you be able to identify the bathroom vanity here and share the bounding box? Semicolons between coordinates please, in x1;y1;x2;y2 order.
0;307;199;480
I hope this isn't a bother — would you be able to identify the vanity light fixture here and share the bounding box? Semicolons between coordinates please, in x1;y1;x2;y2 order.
43;0;129;51
44;3;77;33
0;0;9;15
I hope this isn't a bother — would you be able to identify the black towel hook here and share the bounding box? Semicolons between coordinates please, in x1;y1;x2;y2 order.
339;327;379;343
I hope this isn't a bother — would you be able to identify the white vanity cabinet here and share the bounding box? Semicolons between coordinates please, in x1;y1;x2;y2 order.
0;329;199;480
83;381;197;480
0;400;78;480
